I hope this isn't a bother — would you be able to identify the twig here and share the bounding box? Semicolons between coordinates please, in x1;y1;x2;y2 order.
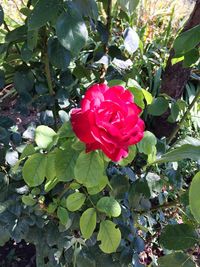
167;85;200;145
133;200;180;214
42;28;58;130
44;54;54;96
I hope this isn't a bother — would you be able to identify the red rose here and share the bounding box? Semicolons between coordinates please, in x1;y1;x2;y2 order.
71;84;145;162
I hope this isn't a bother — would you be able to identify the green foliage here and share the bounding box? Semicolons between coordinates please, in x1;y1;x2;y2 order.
117;0;140;15
189;171;200;223
74;151;105;187
97;220;121;254
0;0;199;266
96;197;121;217
28;0;61;30
80;208;97;239
174;24;200;56
153;144;200;164
55;143;79;181
56;9;88;56
147;97;169;116
158;252;196;267
160;224;197;250
22;153;47;187
57;206;69;225
66;192;86;211
35;125;57;149
48;37;71;70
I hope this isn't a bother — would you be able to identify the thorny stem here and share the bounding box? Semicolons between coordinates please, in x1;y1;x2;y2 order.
167;85;200;145
100;0;112;83
42;28;58;130
44;54;55;96
133;200;180;214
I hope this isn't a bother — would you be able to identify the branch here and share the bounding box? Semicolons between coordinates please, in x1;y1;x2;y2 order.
44;53;54;96
133;200;180;214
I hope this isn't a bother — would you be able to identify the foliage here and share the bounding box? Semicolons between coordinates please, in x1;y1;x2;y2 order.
0;0;200;267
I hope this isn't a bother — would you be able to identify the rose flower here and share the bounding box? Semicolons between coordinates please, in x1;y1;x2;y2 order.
71;83;144;162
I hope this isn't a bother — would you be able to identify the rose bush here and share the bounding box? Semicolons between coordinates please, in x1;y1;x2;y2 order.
71;83;145;161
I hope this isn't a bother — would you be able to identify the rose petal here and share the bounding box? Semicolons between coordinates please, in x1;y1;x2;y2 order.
101;146;128;162
71;109;95;143
81;84;108;111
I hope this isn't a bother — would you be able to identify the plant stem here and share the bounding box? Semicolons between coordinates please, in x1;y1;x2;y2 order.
100;0;112;83
42;28;58;130
44;54;55;96
167;86;200;145
82;188;96;208
134;200;180;214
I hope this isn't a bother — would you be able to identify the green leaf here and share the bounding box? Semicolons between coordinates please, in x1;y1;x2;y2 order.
141;89;153;105
48;37;71;70
189;171;200;223
0;5;4;26
97;197;121;217
57;206;69;225
183;48;199;67
45;177;59;192
46;151;56;180
66;192;86;211
110;175;130;199
158;252;195;267
20;144;35;160
129;86;144;109
153;144;200;164
22;194;37;206
123;27;139;54
97;220;121;254
160;224;197;250
118;0;140;15
72;0;98;20
128;180;151;208
58;122;74;138
21;43;33;62
6;25;27;42
87;175;108;195
14;70;34;93
174;24;200;56
80;208;96;239
22;153;47;187
56;10;88;56
35;125;57;149
28;0;61;30
47;202;57;213
137;131;157;155
0;226;10;246
55;143;79;181
77;251;96;267
168;102;180;123
108;79;126;87
147;97;169;116
75;151;105;187
171;56;184;65
27;30;38;51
